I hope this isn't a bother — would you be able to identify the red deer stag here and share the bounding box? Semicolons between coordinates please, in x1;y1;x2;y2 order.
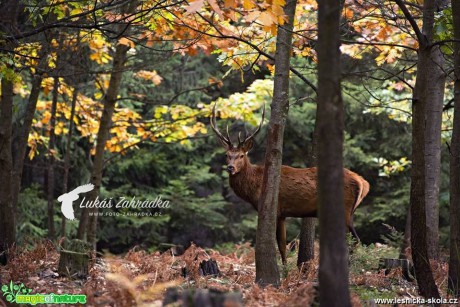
210;104;370;264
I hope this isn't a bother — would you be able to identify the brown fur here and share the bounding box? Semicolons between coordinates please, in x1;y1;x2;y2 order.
226;148;370;264
211;105;369;264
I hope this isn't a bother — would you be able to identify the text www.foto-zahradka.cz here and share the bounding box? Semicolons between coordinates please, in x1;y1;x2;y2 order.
79;195;170;209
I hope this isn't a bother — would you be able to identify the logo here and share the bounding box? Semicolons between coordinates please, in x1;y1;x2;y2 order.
57;183;94;220
57;184;170;219
1;281;86;305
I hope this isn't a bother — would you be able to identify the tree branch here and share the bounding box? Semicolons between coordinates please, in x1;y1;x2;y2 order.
176;11;318;93
393;0;425;46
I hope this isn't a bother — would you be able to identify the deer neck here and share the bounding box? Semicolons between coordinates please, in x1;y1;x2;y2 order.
229;159;262;211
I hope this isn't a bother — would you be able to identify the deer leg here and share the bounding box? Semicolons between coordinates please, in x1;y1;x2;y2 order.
348;217;360;243
276;217;287;265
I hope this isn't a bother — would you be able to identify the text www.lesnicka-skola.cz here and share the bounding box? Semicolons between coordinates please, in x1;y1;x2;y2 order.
374;297;458;305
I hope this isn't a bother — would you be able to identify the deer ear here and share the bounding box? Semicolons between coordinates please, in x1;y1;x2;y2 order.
240;139;254;153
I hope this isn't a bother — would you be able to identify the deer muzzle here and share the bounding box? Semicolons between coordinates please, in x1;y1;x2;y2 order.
227;165;236;174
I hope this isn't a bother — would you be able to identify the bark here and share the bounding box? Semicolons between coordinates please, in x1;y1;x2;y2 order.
255;0;297;287
61;87;78;236
77;43;130;245
425;58;446;259
0;78;16;265
316;0;350;305
11;49;49;215
0;0;20;264
406;0;441;298
410;49;440;299
297;124;319;266
297;218;316;266
399;205;411;259
424;35;446;262
46;77;59;239
298;129;318;266
448;0;460;296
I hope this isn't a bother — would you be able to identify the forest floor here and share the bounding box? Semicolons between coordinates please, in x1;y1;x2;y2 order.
0;240;456;306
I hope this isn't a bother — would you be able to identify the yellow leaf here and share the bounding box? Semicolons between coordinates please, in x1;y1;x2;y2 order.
243;0;256;10
273;0;286;6
258;11;276;27
118;37;135;48
343;8;353;19
89;53;101;62
271;4;285;19
89;39;104;50
245;11;260;22
29;149;36;160
135;70;163;85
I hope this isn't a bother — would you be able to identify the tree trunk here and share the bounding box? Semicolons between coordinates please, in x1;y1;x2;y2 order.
297;218;316;266
46;77;59;239
399;205;411;259
11;51;48;214
255;0;297;287
61;87;78;236
0;0;20;266
77;43;130;246
298;127;318;266
316;0;350;305
410;49;441;299
0;78;16;265
424;41;446;262
407;0;441;298
448;0;460;296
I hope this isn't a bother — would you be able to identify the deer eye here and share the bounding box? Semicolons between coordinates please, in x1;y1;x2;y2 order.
240;154;244;158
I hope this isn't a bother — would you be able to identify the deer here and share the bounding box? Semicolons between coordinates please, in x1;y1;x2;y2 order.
210;104;370;264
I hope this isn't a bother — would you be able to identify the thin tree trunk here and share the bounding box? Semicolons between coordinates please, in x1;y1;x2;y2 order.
424;43;446;261
12;75;43;205
298;130;318;266
61;87;78;237
46;77;59;239
399;205;411;259
255;0;297;287
316;0;350;305
11;50;48;213
77;43;130;245
77;1;136;246
448;0;460;296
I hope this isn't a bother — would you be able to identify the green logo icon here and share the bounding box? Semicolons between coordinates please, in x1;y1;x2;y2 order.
1;281;32;303
1;281;86;305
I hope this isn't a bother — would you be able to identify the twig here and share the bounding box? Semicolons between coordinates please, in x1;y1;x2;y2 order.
393;0;425;46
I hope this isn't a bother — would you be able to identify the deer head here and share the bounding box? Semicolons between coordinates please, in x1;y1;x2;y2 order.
210;104;265;175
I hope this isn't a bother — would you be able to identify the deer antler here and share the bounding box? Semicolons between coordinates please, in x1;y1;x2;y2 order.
238;103;265;147
211;103;266;148
210;104;233;148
